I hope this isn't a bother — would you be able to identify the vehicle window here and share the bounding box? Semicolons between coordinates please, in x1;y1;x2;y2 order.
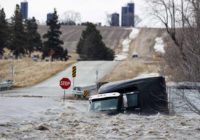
126;93;138;107
90;98;118;111
73;87;81;91
93;102;101;111
101;99;117;110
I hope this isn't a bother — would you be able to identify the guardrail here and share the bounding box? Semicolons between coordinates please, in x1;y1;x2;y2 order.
0;80;13;91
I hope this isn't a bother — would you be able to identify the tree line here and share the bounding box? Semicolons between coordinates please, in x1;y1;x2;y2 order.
0;5;67;61
0;4;114;61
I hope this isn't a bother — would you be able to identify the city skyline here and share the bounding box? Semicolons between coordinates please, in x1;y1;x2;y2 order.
0;0;154;26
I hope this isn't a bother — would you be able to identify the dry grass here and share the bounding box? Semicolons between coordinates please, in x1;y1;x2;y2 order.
101;60;160;82
95;27;168;82
129;28;165;59
0;58;75;87
101;28;165;82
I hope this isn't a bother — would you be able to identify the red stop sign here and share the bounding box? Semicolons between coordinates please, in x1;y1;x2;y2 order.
60;78;71;89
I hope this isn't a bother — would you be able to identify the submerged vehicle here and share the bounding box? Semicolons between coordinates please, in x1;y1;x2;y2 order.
89;92;121;114
89;76;168;114
73;84;97;98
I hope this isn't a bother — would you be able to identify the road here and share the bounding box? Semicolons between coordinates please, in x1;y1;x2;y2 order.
0;61;118;123
1;61;118;97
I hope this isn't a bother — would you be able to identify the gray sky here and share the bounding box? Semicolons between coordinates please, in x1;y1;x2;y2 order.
0;0;156;26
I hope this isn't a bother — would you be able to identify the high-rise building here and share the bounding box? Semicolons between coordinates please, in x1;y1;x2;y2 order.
121;2;135;27
111;13;119;26
47;13;53;25
20;0;28;19
127;3;135;26
121;6;128;27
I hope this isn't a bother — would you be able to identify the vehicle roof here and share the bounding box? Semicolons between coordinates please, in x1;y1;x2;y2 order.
89;92;120;100
98;75;165;94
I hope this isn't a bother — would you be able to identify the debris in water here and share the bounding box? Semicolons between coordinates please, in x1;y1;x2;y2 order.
36;124;49;131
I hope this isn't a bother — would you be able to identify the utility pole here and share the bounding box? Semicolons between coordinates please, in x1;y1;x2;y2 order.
96;70;99;90
96;70;98;82
10;58;15;83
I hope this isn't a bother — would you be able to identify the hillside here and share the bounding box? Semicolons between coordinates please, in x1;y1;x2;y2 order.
128;28;166;60
101;28;167;82
0;27;167;87
40;26;168;83
38;25;132;52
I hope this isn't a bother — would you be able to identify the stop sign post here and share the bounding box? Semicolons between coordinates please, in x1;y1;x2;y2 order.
60;78;71;100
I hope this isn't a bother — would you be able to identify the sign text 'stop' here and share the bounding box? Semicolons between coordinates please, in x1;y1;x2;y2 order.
60;78;71;89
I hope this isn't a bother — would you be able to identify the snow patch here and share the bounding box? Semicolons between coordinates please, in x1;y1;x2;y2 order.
114;28;140;61
154;37;165;54
114;54;128;61
122;39;131;53
129;28;140;39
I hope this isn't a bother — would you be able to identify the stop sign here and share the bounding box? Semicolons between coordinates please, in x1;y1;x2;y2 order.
60;78;71;89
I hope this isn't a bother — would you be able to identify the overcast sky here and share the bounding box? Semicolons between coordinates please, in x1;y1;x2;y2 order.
0;0;158;26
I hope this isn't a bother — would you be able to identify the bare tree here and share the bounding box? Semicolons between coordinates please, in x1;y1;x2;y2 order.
62;11;81;25
148;0;200;82
147;0;177;42
134;15;142;26
148;0;200;114
105;13;112;26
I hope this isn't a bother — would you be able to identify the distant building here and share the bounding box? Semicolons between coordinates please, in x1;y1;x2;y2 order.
127;3;135;26
96;22;102;26
121;2;135;27
47;13;53;25
20;0;28;19
121;6;128;27
111;13;119;26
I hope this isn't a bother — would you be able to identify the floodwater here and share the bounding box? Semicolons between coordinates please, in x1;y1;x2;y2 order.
1;61;200;139
1;98;200;139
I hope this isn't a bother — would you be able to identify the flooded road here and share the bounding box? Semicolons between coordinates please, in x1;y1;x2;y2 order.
1;99;200;139
0;61;118;121
0;97;59;123
1;61;200;139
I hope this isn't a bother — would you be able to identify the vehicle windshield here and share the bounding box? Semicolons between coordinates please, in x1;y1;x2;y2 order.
73;87;81;91
90;98;118;112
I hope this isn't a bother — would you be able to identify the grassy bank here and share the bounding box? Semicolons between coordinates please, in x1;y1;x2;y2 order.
0;58;75;88
101;60;160;82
